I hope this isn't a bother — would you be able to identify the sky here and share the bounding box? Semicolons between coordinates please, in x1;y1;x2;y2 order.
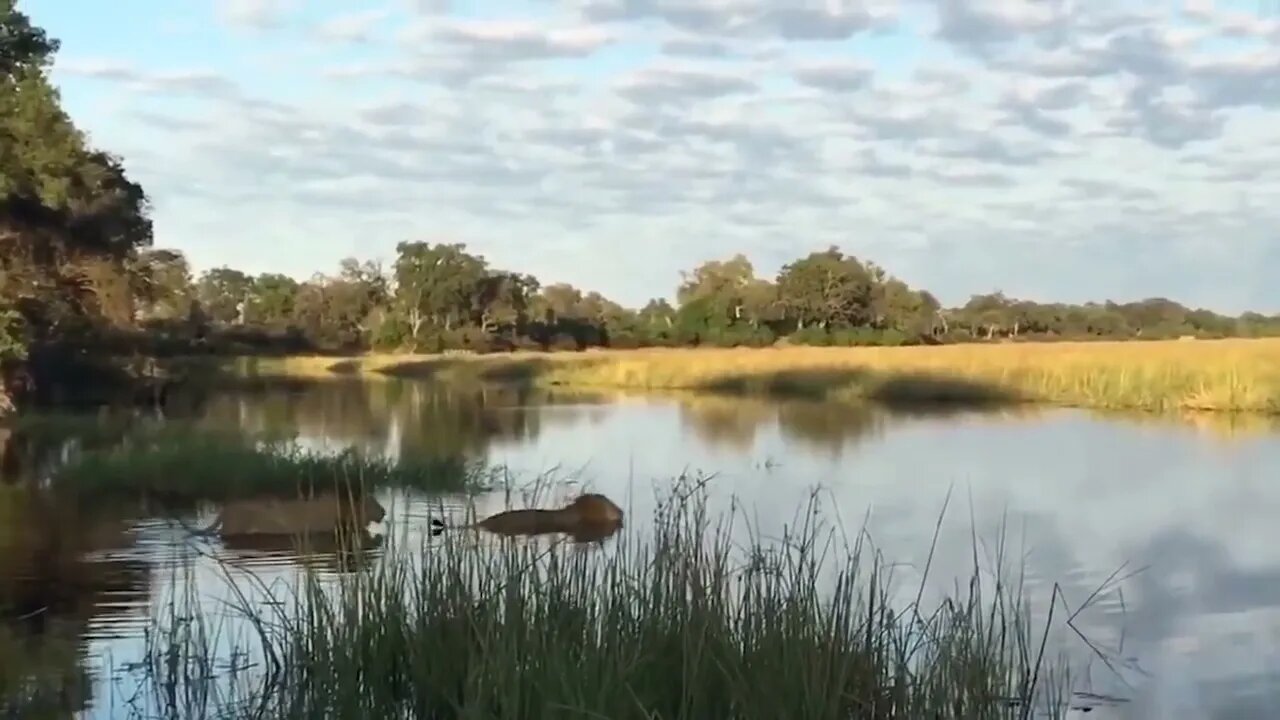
20;0;1280;313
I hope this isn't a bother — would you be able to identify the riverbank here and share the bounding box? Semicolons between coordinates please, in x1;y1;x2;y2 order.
210;338;1280;414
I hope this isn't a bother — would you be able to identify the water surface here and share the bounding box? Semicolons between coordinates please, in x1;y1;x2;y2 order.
2;379;1279;718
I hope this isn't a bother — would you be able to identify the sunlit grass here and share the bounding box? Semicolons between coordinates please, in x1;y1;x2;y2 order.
213;338;1280;413
123;479;1099;719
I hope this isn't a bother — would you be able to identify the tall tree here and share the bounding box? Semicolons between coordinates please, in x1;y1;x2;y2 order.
776;247;876;329
677;254;756;324
245;273;299;327
393;241;487;341
196;267;253;324
131;248;194;322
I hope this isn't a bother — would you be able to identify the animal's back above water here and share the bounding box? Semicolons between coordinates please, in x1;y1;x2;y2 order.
469;493;624;538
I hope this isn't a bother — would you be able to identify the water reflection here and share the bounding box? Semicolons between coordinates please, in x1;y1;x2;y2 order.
0;378;1278;718
190;380;609;460
215;529;386;573
0;486;152;716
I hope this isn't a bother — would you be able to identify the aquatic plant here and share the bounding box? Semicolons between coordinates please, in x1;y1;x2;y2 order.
122;479;1113;719
50;428;491;503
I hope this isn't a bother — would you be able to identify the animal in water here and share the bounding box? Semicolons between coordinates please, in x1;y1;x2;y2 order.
430;492;624;543
181;492;386;538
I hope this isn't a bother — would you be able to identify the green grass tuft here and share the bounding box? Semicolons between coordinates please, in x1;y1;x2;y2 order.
50;428;490;503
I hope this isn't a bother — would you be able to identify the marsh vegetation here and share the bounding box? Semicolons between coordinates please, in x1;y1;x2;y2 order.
224;337;1280;414
117;480;1093;720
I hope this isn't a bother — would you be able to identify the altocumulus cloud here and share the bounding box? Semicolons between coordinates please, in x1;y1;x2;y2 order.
31;0;1280;313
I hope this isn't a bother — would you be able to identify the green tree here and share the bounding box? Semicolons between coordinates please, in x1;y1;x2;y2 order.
196;267;253;324
245;273;299;327
474;272;538;335
1;2;152;367
393;242;487;343
131;248;194;322
776;247;876;330
1;1;57;78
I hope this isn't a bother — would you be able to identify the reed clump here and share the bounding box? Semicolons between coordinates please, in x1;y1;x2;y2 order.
128;482;1096;719
51;429;490;502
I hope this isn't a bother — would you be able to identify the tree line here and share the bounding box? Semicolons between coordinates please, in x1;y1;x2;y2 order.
130;241;1280;355
4;1;1280;385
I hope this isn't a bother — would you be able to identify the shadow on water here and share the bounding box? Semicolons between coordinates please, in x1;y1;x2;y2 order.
698;366;1024;406
377;356;577;383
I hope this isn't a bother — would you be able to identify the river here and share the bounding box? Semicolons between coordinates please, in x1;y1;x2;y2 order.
2;378;1278;718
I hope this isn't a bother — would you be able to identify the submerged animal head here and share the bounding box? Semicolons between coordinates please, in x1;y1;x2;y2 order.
357;495;387;524
567;493;624;525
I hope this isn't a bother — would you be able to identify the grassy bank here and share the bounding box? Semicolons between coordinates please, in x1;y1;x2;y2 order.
127;483;1093;719
215;337;1280;413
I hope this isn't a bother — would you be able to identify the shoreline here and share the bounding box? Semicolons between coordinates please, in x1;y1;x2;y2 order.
177;337;1280;415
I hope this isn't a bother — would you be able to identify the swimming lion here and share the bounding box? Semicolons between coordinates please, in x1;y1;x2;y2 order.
183;492;386;538
431;492;624;543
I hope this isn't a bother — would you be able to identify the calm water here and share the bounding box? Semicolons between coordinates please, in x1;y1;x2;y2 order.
3;379;1280;718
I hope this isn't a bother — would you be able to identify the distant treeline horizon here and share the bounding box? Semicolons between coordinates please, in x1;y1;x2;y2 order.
120;241;1280;355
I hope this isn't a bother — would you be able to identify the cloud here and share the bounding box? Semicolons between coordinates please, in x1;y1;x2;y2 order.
790;60;873;92
575;0;894;41
313;10;390;45
49;0;1280;313
432;19;614;58
57;59;240;98
218;0;298;30
615;63;759;105
660;36;734;58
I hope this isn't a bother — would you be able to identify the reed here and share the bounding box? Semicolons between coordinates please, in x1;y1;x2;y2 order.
220;339;1280;413
50;429;491;502
122;480;1104;719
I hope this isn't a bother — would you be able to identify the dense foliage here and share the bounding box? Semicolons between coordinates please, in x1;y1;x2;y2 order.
155;243;1280;354
2;1;152;367
4;2;1279;366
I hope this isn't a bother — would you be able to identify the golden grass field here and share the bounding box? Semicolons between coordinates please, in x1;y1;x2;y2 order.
221;337;1280;415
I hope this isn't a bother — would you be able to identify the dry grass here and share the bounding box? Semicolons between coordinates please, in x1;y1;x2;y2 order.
214;338;1280;414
